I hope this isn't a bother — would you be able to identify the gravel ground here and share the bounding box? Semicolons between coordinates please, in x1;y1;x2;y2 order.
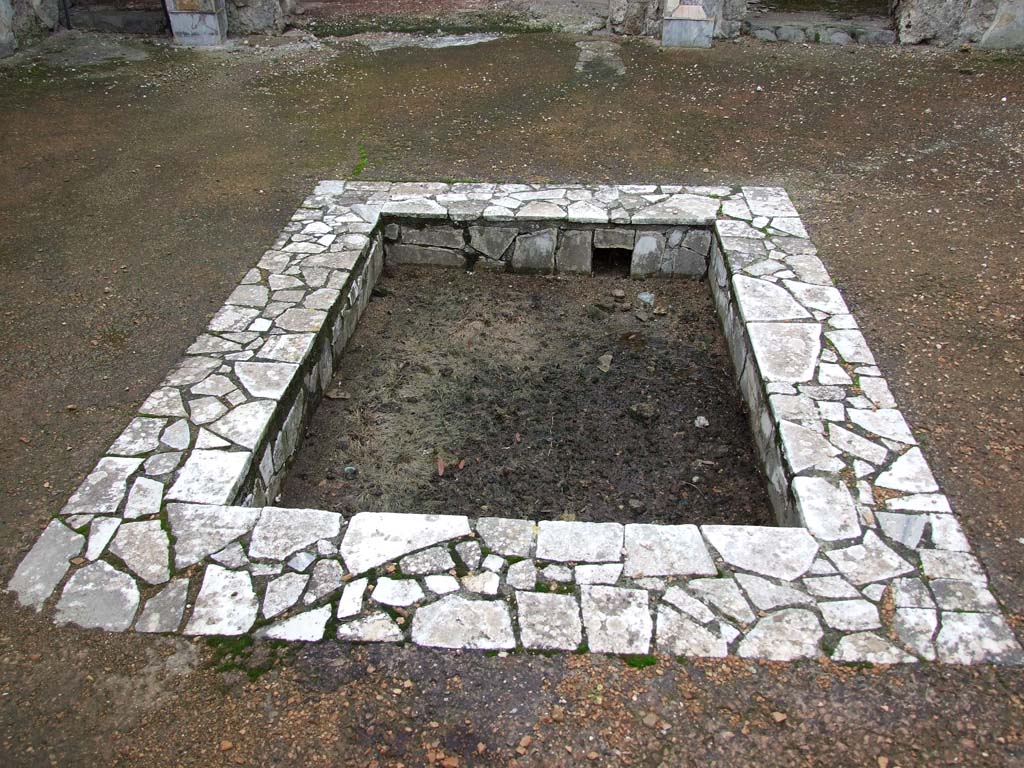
1;27;1022;767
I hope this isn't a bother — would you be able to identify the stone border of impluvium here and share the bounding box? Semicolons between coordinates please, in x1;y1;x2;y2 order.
7;181;1022;665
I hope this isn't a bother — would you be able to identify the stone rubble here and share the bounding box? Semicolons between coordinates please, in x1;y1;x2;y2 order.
5;181;1019;666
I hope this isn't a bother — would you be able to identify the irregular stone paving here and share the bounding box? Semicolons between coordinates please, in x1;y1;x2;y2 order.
6;181;1022;665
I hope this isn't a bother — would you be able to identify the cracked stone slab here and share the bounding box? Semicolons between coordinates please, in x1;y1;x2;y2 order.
7;520;84;609
935;613;1024;665
60;457;143;518
826;531;914;585
168;504;261;568
656;606;728;658
876;447;938;493
185;564;258;636
55;561;139;632
792;476;860;541
248;507;343;561
516;591;582;650
688;578;756;625
832;633;917;664
702;526;818;580
340;512;471;574
263;572;309;619
580;586;652;655
412;595;515;650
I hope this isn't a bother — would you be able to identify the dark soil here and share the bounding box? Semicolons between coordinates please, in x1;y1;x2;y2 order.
281;267;774;525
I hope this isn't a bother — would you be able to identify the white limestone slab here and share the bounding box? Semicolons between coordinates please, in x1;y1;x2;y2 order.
580;586;652;655
260;605;331;641
110;520;170;584
876;447;938;493
54;561;139;631
337;612;404;643
136;579;189;633
372;577;424;607
412;595;515;649
166;450;251;505
263;572;309;619
732;276;810;322
123;477;164;519
623;524;715;578
516;591;582;650
60;457;143;518
792;476;860;541
848;408;916;445
702;526;818;580
109;418;165;456
737;609;822;661
832;633;916;664
826;531;914;585
475;517;535;558
656;607;727;658
167;503;261;568
7;520;84;609
208;401;276;450
185;564;258;635
336;577;368;618
536;521;623;563
747;322;821;383
339;512;471;574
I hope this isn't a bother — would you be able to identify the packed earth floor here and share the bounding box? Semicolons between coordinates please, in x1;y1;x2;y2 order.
1;26;1023;768
282;267;774;526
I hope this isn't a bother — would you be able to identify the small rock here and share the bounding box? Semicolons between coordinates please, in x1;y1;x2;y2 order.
597;353;613;373
694;416;710;428
611;288;626;301
637;291;655;307
628;402;659;423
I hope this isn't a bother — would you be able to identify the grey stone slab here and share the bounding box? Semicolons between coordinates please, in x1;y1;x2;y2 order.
248;507;343;562
656;607;727;658
260;605;331;641
166;450;251;505
576;563;622;585
886;493;951;513
783;280;847;315
876;512;927;549
86;517;120;560
919;550;987;585
388;243;465;267
935;612;1024;665
825;329;876;365
623;524;715;578
475;517;535;558
161;417;193;447
687;577;756;625
735;573;814;611
580;585;652;655
742;187;798;218
556;230;593;274
832;633;917;664
931;580;1000;612
412;595;515;650
235;361;297;400
135;579;189;633
747;323;821;383
263;572;309;619
826;531;914;585
662;586;716;624
511;229;557;274
567;200;609;223
780;422;845;475
167;503;260;568
540;564;573;583
536;521;623;563
109;521;170;585
165;356;221;388
792;476;861;541
733;276;811;322
257;333;316;364
123;477;164;520
208;401;276;450
803;576;860;599
462;571;501;595
185;564;258;636
339;512;471;574
373;577;424;607
630;231;666;278
516;591;582;650
468;226;517;259
737;609;822;661
593;228;635;249
336;577;368;618
828;424;888;465
399;546;455;575
300;556;338;593
506;559;537;590
55;561;139;632
630;194;719;225
819;599;881;631
275;308;327;333
140;387;188;418
61;457;143;518
876;447;938;493
109;417;165;456
424;574;460;595
702;525;818;580
337;611;405;643
7;520;85;609
402;226;464;249
456;540;482;570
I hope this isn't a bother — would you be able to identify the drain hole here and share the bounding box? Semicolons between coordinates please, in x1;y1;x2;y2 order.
592;248;632;276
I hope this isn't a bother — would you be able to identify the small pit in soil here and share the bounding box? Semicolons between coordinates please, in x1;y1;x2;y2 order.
281;266;774;526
